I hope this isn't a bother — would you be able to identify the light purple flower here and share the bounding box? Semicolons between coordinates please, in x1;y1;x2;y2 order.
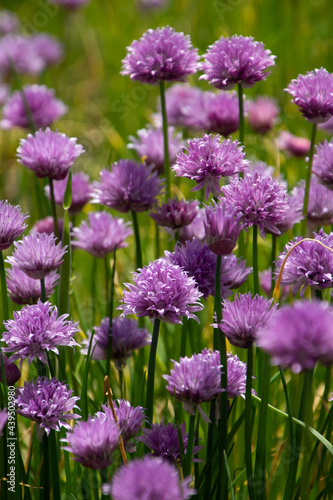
200;35;275;90
31;216;64;238
0;34;45;76
0;10;20;35
30;34;63;66
285;68;333;123
0;199;28;251
92;160;164;213
259;268;290;302
247;96;279;133
121;26;199;85
149;198;199;232
205;91;239;136
16;377;80;438
219;253;252;292
2;300;79;367
293;177;333;227
44;172;92;213
6;232;67;279
120;259;203;324
204;199;243;255
173;134;249;199
72;211;132;258
7;266;59;305
274;190;303;235
225;352;249;398
278;131;311;157
178;208;206;243
0;353;21;385
312;139;333;190
0;409;8;437
248;161;275;179
1;84;67;130
258;301;333;372
17;128;84;180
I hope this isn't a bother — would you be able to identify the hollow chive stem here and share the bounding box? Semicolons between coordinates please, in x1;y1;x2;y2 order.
159;80;171;199
131;209;142;269
48;177;59;241
245;344;255;500
106;247;117;379
40;278;46;303
0;250;9;322
145;318;161;424
301;123;317;235
253;225;259;295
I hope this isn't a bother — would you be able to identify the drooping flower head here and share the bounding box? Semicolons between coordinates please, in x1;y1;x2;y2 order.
204;198;243;255
205;91;239;136
257;301;333;373
277;131;311;158
312;139;333;190
44;172;92;213
247;96;279;134
1;84;67;129
7;267;59;305
200;35;275;90
72;212;132;258
16;377;80;439
120;259;203;324
0;200;28;251
149;198;199;233
285;68;333;123
0;409;8;437
92;161;164;213
2;300;79;367
121;26;199;85
173;134;249;199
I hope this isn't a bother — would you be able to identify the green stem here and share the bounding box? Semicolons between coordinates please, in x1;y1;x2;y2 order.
40;278;46;303
224;450;236;500
48;177;59;241
203;399;216;500
131;209;143;269
271;234;277;296
100;469;109;500
145;318;161;424
58;172;72;316
43;433;50;500
301;123;317;235
238;83;245;147
253;225;259;295
155;222;160;259
180;319;187;358
214;255;222;350
49;430;60;500
184;411;196;477
159;80;171;199
0;250;9;322
245;345;255;500
106;248;116;378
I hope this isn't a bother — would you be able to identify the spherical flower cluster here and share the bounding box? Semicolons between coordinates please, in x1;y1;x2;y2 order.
225;353;249;398
120;259;203;324
247;96;279;133
2;300;79;367
257;301;333;373
285;68;333;123
121;26;199;84
16;377;80;438
312;139;333;190
278;131;311;157
0;200;28;251
92;160;164;213
17;128;84;180
72;212;132;258
150;198;199;231
200;35;276;90
7;267;59;305
45;172;92;213
0;34;45;76
205;91;239;136
173;134;249;199
204;199;243;255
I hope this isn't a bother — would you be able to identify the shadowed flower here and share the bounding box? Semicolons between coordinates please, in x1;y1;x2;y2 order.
0;200;28;251
173;134;249;199
204;199;243;255
6;232;67;279
2;300;79;367
312;139;333;190
72;211;132;258
121;26;199;85
200;35;275;90
7;266;59;305
0;409;8;437
16;377;80;439
45;172;92;213
31;216;64;238
92;160;164;213
178;209;206;243
120;259;203;324
285;68;333;123
205;91;239;136
277;131;311;157
1;84;67;130
247;96;279;133
150;198;199;233
31;34;63;66
17;128;84;180
257;301;333;372
0;354;21;385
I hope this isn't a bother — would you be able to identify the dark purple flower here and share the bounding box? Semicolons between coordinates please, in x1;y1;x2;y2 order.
7;267;59;305
16;377;80;439
257;300;333;372
285;68;333;123
31;216;64;238
173;134;249;199
104;456;194;500
85;316;151;368
204;199;243;255
44;172;92;213
30;34;63;66
200;35;275;90
205;91;239;136
220;253;252;291
0;353;21;385
222;172;288;239
128;125;184;175
247;96;279;133
120;259;203;324
72;211;132;258
0;199;28;251
278;131;311;157
312;139;333;189
62;417;120;469
92;160;164;213
0;34;45;76
121;27;199;85
0;409;8;437
293;177;333;227
0;10;20;35
6;232;67;279
17;128;84;180
2;300;79;367
149;198;199;233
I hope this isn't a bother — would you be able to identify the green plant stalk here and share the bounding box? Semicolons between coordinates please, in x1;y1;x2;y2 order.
245;344;255;500
271;234;277;296
180;318;187;358
106;247;116;378
183;411;196;477
159;80;171;199
224;450;236;500
131;209;143;269
49;430;60;500
203;399;216;499
48;177;59;241
301;123;317;235
145;318;161;424
253;225;259;295
0;250;9;322
81;330;96;420
100;469;109;500
40;279;46;303
58;171;72;316
238;83;245;147
43;433;50;500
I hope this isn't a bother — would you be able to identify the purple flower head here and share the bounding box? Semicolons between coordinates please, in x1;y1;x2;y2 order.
248;96;279;134
104;456;194;500
312;139;333;190
31;216;64;239
0;409;8;437
216;292;277;348
200;35;275;90
220;253;252;291
1;84;67;130
6;232;67;279
259;268;290;302
274;190;303;235
121;26;199;85
31;34;63;66
45;172;92;214
16;377;80;439
225;352;248;398
178;209;206;244
63;417;120;469
0;10;20;35
72;211;132;258
149;198;199;233
0;353;21;385
319;115;333;134
205;91;239;136
7;267;59;305
2;300;79;367
0;34;45;76
120;259;203;324
173;134;249;199
285;68;333;123
278;131;311;158
204;198;243;255
47;0;91;9
17;128;84;180
248;161;275;179
85;316;151;368
128;125;184;175
294;177;333;227
222;172;288;240
258;301;333;373
92;160;164;213
0;200;28;251
137;420;201;464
